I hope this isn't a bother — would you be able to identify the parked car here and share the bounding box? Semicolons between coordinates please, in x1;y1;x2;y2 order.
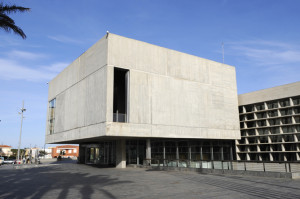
0;157;4;165
3;158;16;164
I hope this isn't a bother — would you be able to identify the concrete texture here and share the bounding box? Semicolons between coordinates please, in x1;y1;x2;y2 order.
46;33;240;144
116;140;126;168
239;81;300;106
1;160;300;199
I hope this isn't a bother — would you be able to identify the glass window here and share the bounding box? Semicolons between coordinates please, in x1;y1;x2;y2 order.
246;113;254;120
267;101;278;109
255;103;265;111
256;112;267;119
48;99;56;134
295;116;300;123
282;117;292;124
279;99;290;107
239;106;244;113
245;105;254;112
257;120;266;127
268;110;278;117
292;97;300;105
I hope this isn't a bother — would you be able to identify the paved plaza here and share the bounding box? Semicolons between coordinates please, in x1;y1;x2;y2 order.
1;159;300;199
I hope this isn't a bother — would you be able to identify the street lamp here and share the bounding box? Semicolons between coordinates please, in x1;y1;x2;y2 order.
17;101;26;163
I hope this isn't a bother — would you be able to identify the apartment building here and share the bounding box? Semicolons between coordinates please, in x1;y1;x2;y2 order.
237;81;300;161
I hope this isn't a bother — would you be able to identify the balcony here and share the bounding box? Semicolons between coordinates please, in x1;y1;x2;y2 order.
113;113;127;123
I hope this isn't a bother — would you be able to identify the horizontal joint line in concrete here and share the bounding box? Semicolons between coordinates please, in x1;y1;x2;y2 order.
49;64;107;100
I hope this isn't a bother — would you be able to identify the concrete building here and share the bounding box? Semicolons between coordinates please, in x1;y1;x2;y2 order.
237;81;300;162
45;33;240;168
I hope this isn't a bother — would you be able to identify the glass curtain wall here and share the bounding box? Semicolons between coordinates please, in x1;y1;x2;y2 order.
151;140;234;163
126;140;146;165
84;142;116;166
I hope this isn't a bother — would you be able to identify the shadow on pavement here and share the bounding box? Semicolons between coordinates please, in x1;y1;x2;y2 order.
0;160;132;199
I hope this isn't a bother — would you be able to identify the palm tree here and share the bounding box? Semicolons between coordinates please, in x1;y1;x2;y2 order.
0;3;30;39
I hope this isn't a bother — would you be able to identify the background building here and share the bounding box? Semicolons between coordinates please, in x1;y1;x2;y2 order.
51;145;79;158
0;145;13;157
237;81;300;161
46;33;240;168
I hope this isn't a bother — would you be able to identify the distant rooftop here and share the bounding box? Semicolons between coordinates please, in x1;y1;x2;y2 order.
0;145;12;148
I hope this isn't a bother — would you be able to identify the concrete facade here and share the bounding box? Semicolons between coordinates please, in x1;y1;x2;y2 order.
237;81;300;161
46;33;240;167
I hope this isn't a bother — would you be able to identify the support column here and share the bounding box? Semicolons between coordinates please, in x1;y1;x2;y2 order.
85;147;88;164
220;146;224;161
163;141;166;166
210;143;214;169
230;146;233;161
176;142;179;167
137;140;139;165
200;146;203;160
210;144;214;161
116;140;126;168
188;142;191;167
269;153;274;161
296;153;300;161
146;139;151;165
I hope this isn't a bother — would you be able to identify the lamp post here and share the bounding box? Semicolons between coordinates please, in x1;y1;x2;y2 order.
17;101;26;163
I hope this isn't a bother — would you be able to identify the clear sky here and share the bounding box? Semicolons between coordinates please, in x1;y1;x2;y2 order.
1;0;300;149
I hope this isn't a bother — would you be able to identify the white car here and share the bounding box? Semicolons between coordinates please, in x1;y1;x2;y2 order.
0;157;4;165
3;159;16;164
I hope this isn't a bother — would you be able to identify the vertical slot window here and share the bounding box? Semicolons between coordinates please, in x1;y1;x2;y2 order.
113;68;129;122
48;98;56;134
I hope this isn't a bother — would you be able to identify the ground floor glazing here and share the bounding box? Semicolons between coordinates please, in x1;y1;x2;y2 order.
79;139;235;168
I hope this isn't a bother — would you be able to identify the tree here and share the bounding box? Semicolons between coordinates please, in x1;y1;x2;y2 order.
11;149;25;157
39;150;48;157
0;3;30;39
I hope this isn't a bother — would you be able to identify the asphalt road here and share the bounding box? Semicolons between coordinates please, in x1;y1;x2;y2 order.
1;159;300;199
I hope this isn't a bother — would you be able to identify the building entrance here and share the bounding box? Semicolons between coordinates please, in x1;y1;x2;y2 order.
82;142;116;166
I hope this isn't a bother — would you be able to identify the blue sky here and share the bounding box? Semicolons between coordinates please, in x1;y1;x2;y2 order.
1;0;300;148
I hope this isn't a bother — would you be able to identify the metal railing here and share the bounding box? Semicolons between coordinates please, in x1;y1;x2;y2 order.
143;159;300;173
113;113;127;123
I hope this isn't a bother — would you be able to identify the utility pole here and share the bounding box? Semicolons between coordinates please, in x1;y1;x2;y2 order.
17;101;26;163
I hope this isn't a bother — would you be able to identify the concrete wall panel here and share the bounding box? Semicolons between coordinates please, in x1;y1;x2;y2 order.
46;122;106;144
108;34;167;75
48;36;108;101
239;81;300;105
129;70;151;124
151;74;209;128
84;67;107;126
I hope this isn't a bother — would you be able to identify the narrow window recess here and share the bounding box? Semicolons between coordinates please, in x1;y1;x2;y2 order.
113;67;129;122
48;98;56;134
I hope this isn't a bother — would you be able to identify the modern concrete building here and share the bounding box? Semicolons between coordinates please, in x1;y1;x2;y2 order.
237;81;300;162
45;33;240;168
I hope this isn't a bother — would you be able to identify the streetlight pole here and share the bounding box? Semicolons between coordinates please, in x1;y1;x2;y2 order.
17;101;26;163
